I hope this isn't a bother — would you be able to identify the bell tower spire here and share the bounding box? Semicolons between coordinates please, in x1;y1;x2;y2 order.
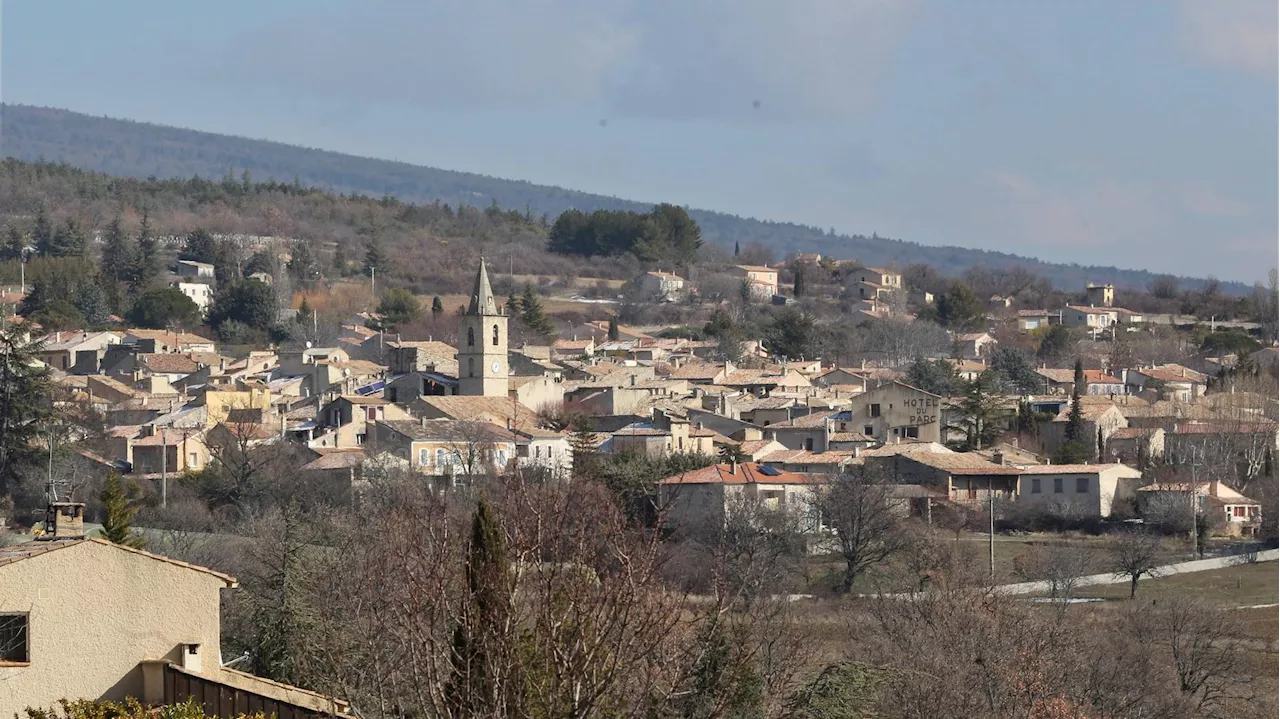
458;257;508;396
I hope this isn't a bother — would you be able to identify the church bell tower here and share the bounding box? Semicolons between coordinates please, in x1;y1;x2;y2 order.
458;258;508;397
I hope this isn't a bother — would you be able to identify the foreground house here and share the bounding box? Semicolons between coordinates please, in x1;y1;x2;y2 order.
0;508;347;716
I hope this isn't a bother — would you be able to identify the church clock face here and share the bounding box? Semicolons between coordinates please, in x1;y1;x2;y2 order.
491;361;501;375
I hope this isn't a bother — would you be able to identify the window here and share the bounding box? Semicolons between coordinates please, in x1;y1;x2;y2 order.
496;450;508;466
1053;478;1063;494
863;425;873;435
388;387;398;403
1031;478;1041;494
535;446;542;459
492;324;500;346
0;614;28;663
1076;477;1088;493
467;327;475;347
1233;506;1245;518
188;452;199;468
419;448;430;466
436;448;446;467
905;427;919;439
367;407;378;421
869;404;881;418
804;438;814;450
468;358;475;377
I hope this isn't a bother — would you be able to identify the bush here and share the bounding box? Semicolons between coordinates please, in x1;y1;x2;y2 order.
23;698;269;719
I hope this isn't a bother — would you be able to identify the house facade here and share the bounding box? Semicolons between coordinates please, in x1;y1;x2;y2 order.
1016;463;1143;517
847;382;943;444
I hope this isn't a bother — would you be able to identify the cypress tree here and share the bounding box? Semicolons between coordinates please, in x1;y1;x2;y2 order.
734;240;740;257
431;296;444;320
447;494;514;715
129;211;160;297
100;472;144;548
608;316;620;341
793;264;806;297
1073;358;1086;397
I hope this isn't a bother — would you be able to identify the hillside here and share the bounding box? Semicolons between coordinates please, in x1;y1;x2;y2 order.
0;104;1240;292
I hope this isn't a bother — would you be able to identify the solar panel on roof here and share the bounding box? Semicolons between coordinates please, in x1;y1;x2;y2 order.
757;465;782;476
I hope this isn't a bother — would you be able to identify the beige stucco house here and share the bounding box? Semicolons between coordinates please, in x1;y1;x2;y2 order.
0;532;346;715
1016;463;1143;517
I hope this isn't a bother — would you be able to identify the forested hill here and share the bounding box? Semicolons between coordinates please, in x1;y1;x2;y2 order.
0;104;1239;292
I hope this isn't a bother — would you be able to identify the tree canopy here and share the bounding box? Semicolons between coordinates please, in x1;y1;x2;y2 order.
549;204;701;264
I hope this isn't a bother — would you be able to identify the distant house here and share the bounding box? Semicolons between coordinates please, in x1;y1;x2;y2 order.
847;382;943;444
637;271;686;302
656;462;820;533
1038;401;1128;460
729;265;778;298
372;418;517;481
953;332;997;360
1035;368;1125;396
1062;305;1114;331
1136;481;1262;535
864;448;1020;508
172;282;212;314
37;331;121;372
989;295;1013;308
846;267;903;291
1124;364;1208;402
1016;309;1054;332
175;260;215;279
551;337;596;360
1085;283;1114;307
1017;463;1143;517
1106;427;1165;465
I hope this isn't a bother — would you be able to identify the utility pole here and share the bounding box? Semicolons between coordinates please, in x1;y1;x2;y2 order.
988;486;996;584
370;267;376;299
161;427;168;509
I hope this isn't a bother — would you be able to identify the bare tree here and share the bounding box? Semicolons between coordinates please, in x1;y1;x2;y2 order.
811;468;911;594
1108;528;1164;599
1012;542;1096;605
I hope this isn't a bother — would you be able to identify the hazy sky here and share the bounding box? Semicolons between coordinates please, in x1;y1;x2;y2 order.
3;0;1276;282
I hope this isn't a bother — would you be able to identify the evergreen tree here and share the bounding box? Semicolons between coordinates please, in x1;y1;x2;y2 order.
180;228;218;263
793;263;806;297
129;211;161;297
948;370;1005;451
905;357;958;396
734;240;741;257
73;282;111;326
48;218;87;258
505;293;520;318
447;494;515;715
331;244;347;276
1;225;26;262
31;204;53;256
100;472;144;548
989;347;1042;395
208;279;277;331
1073;358;1086;397
1097;426;1105;462
129;288;202;329
0;325;53;492
608;316;620;341
363;235;389;278
922;282;985;331
376;288;422;330
99;215;134;281
431;296;444;320
297;296;313;324
1056;373;1090;463
286;240;319;284
519;285;556;339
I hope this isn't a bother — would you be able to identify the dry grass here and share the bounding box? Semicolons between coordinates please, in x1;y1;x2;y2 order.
1075;560;1278;608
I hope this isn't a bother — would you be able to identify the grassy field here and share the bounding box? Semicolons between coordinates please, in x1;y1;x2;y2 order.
1076;560;1278;607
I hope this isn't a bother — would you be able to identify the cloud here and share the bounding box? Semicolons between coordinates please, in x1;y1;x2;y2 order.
215;0;916;121
1176;0;1278;77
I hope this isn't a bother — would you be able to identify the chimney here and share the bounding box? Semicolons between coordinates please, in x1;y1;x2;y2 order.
37;502;86;541
993;451;1005;466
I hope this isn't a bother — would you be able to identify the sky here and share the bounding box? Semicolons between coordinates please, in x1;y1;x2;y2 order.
2;0;1276;282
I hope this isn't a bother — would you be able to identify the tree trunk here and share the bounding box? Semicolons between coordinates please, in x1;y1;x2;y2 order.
842;564;858;594
1129;575;1139;599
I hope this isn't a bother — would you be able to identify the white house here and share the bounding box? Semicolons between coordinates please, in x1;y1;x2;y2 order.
173;282;212;314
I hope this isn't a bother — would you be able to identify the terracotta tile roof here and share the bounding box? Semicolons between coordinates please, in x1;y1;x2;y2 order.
734;265;776;274
1134;364;1208;384
0;537;236;585
902;451;1022;475
1171;422;1276;435
300;449;366;471
1036;368;1122;384
658;462;815;485
669;363;727;380
1018;463;1136;474
1109;427;1158;439
138;353;202;375
380;418;518;443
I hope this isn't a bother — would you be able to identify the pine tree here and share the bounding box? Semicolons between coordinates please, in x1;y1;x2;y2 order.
286;240;318;284
331;244;347;276
74;283;111;326
608;316;620;341
0;325;53;493
363;235;389;278
431;296;444;320
99;215;134;282
506;293;520;318
49;218;87;258
0;225;25;262
519;285;556;339
100;472;144;548
32;204;53;256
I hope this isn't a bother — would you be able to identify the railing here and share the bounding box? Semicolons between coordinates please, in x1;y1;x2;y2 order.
163;664;342;718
